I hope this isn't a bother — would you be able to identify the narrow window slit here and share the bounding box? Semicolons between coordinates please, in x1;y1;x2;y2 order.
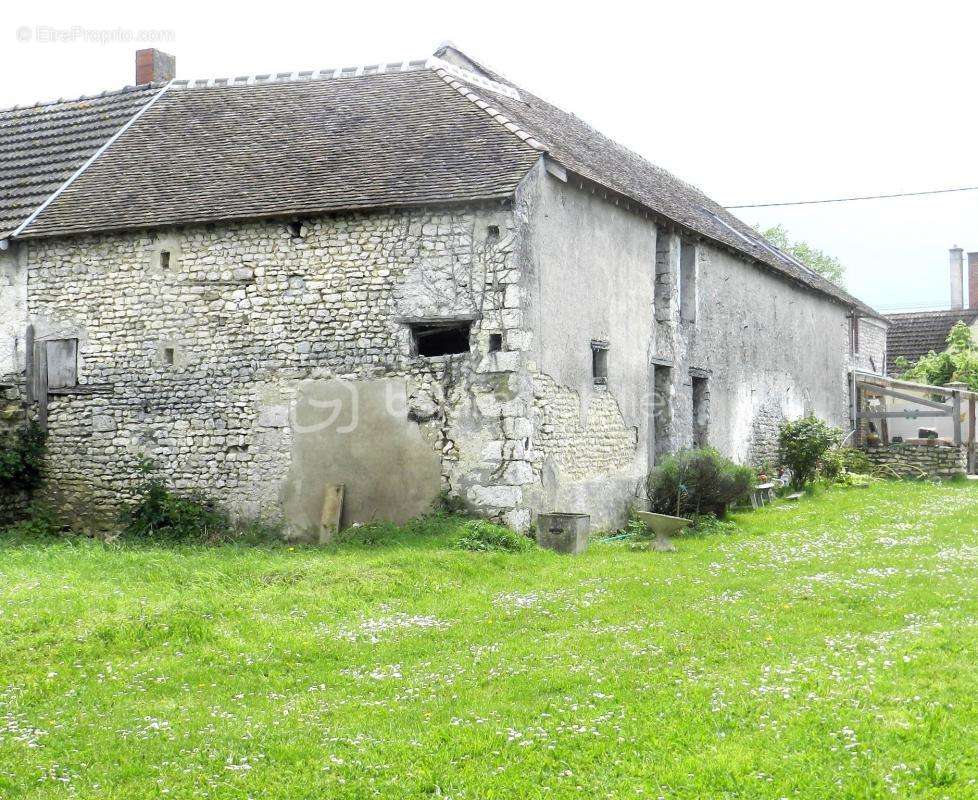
591;339;609;387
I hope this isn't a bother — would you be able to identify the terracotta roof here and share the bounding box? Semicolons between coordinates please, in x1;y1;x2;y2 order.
885;308;978;374
18;69;541;238
0;84;162;237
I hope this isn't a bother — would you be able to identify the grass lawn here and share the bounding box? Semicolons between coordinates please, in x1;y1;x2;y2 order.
3;482;978;798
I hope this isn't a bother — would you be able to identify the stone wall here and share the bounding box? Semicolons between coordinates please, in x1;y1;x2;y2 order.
531;373;636;481
16;164;871;535
853;317;887;376
24;203;541;534
0;385;24;437
864;442;967;480
0;244;27;381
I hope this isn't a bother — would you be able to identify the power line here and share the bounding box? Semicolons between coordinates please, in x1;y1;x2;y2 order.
725;185;978;209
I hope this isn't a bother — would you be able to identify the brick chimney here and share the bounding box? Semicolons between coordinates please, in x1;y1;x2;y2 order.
969;251;978;310
135;48;175;85
950;246;964;309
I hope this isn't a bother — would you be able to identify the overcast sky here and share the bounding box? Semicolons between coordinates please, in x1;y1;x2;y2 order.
4;0;976;312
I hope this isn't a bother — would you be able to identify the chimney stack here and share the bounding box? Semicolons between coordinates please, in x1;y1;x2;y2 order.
135;49;175;85
969;251;978;310
950;246;964;309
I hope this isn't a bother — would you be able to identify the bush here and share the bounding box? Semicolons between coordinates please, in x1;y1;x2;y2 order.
431;489;469;517
645;448;754;519
900;321;978;391
835;471;873;488
777;416;842;488
119;459;230;542
454;519;534;553
688;513;738;535
0;421;47;526
2;502;64;538
820;447;872;481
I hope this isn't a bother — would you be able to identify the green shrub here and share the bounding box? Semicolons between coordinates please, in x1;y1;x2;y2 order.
454;519;534;553
900;321;978;391
2;502;64;538
777;416;842;488
820;447;872;481
0;421;47;526
431;489;469;517
688;513;738;535
835;471;873;488
119;459;229;543
645;448;754;519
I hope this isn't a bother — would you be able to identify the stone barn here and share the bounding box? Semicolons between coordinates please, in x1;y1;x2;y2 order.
0;45;886;536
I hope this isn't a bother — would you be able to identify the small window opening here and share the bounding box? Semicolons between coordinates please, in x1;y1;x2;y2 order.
679;239;697;323
850;315;860;353
653;365;673;462
692;375;710;448
160;250;171;270
487;224;500;240
43;338;78;389
488;332;503;352
162;347;175;366
654;227;673;324
410;321;472;357
288;220;304;239
591;340;609;386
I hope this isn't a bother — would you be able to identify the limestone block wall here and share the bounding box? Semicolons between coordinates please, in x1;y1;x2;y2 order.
853;318;887;376
864;442;967;479
25;204;542;534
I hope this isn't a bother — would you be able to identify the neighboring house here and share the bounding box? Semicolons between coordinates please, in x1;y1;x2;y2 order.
886;247;978;374
0;45;886;536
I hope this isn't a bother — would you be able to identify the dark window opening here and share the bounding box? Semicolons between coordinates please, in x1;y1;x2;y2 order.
592;340;609;386
653;365;672;462
160;250;171;270
410;321;472;357
488;332;503;352
851;315;860;353
487;224;500;240
679;239;697;323
654;227;673;324
288;220;304;239
692;375;709;448
162;347;175;366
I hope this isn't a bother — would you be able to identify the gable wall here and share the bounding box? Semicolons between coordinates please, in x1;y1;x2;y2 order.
518;162;866;524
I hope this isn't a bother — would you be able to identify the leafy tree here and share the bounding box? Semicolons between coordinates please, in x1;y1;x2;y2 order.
900;321;978;391
759;224;846;286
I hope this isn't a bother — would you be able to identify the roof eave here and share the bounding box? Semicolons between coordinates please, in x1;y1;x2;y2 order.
547;159;887;322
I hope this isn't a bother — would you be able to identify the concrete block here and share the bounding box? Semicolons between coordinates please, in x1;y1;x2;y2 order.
536;512;590;555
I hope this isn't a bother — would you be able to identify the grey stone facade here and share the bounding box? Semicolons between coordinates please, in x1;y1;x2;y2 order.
0;162;887;535
865;443;967;480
